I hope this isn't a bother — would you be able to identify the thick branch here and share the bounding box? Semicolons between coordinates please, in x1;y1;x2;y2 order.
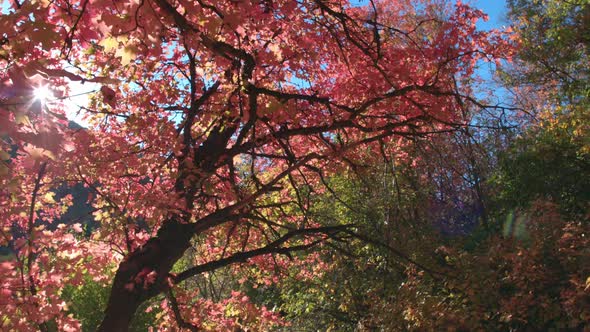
174;225;352;284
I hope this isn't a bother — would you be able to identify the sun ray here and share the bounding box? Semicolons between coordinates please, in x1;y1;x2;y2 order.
33;85;53;103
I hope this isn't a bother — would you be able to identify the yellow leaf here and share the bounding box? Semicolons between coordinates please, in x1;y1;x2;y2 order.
25;146;55;161
28;147;45;160
99;37;119;53
116;45;137;66
15;113;30;125
45;150;56;160
43;192;56;204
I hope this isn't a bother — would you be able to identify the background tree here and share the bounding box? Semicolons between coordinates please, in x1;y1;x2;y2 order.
497;0;590;217
505;0;589;104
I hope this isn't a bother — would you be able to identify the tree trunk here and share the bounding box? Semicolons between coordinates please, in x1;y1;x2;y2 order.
97;219;196;331
97;293;141;332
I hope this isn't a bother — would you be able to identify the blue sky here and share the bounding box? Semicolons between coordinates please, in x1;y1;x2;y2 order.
474;0;508;30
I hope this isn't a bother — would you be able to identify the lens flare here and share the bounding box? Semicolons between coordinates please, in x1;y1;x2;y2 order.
33;85;53;103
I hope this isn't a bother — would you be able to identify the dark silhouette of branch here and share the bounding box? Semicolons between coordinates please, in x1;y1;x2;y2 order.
341;230;451;279
174;225;352;284
166;288;199;332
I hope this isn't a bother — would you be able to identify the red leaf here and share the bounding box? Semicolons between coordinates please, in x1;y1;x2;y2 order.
100;86;117;108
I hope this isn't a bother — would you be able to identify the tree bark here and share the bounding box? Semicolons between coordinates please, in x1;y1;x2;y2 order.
97;219;196;332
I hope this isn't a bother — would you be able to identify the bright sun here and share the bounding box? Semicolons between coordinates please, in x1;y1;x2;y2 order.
33;85;53;103
30;79;97;126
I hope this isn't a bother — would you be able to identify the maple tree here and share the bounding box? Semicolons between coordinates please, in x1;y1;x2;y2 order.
0;0;513;330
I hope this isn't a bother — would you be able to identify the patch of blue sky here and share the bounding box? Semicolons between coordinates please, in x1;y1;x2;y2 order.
474;0;508;31
471;1;516;125
1;1;11;15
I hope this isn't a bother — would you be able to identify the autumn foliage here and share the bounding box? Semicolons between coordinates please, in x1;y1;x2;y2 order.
3;0;585;331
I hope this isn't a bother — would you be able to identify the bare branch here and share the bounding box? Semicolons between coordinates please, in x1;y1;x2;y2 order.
174;225;352;284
